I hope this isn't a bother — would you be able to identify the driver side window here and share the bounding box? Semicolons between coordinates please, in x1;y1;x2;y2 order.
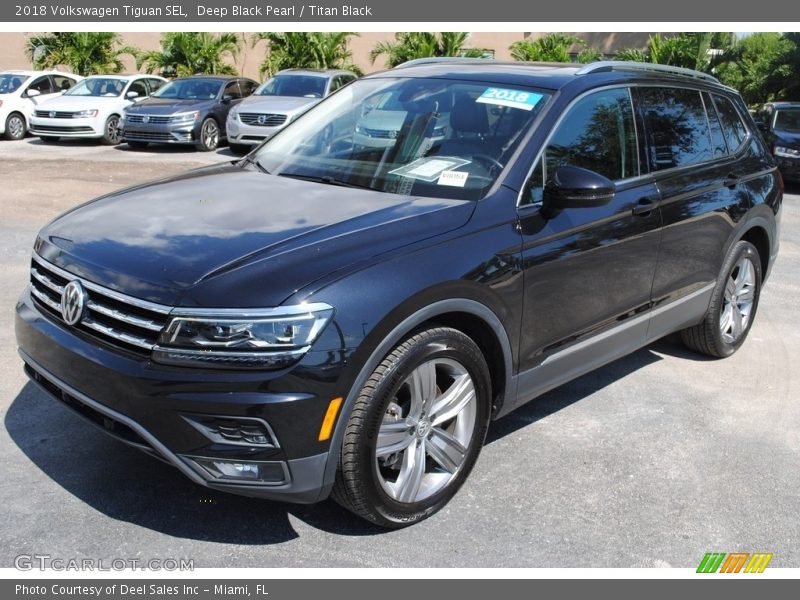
523;87;638;205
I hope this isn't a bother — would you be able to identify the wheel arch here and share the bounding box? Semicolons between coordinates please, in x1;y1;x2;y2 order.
738;223;771;282
318;297;515;497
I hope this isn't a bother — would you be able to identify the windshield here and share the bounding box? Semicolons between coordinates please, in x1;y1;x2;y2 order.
153;79;222;100
774;109;800;133
253;77;550;200
0;73;29;94
257;75;328;98
66;78;127;97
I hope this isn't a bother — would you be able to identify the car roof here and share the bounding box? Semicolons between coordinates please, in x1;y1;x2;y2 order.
0;69;76;77
170;74;243;81
367;59;734;94
275;68;355;78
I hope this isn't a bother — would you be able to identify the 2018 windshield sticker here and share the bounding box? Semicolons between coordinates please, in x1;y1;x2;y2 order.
476;88;543;111
389;157;471;182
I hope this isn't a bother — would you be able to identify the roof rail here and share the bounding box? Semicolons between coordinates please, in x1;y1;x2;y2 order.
394;57;495;68
575;61;719;83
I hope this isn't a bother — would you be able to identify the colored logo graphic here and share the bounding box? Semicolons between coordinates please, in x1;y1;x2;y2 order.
697;552;773;573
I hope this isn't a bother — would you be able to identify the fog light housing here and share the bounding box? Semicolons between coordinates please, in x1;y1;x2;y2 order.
186;457;289;484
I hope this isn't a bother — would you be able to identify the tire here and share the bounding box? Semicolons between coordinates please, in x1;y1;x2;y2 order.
681;240;762;358
195;118;220;152
38;136;60;143
126;141;149;150
229;143;251;155
332;326;491;528
100;115;122;145
4;112;26;140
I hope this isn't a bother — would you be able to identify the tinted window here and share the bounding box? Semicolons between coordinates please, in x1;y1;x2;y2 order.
773;108;800;133
52;75;75;92
640;87;712;170
128;79;148;98
146;78;166;94
153;79;222;100
28;76;54;95
0;73;29;93
712;94;747;151
239;79;257;97
257;75;327;98
544;88;639;182
223;80;242;99
703;93;728;157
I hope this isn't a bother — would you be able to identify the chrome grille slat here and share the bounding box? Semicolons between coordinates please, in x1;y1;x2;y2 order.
34;110;76;119
239;113;287;127
29;254;172;355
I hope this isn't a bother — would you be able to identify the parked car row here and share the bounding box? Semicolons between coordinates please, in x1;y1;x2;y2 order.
0;68;357;152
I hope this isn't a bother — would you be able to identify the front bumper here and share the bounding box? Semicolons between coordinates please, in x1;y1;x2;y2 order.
122;119;199;145
30;115;104;138
226;117;286;146
776;155;800;182
15;287;340;503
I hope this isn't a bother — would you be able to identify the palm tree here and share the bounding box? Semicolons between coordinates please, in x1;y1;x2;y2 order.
369;32;473;67
137;32;241;77
509;33;585;63
252;32;360;77
25;32;138;76
614;33;730;72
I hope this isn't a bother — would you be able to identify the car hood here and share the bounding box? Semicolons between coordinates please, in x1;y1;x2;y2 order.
236;95;319;115
126;97;215;114
775;131;800;147
34;94;123;110
35;165;475;307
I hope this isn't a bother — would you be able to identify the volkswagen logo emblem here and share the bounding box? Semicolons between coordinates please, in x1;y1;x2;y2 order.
142;115;150;124
61;280;87;326
257;115;267;125
49;111;56;118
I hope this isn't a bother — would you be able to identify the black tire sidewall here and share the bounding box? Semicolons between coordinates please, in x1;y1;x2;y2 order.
353;329;491;526
709;241;762;356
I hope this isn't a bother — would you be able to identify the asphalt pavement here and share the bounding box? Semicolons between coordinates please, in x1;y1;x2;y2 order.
1;136;798;568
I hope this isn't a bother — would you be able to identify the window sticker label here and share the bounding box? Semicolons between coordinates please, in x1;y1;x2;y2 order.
389;156;471;182
437;170;469;187
476;88;543;111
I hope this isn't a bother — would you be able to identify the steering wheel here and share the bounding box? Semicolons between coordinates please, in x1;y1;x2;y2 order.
471;153;504;171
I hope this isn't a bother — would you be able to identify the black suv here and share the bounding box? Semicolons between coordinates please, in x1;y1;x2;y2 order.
15;60;782;528
754;101;800;181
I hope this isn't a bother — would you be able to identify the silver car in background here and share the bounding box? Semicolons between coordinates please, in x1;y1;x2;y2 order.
226;68;357;154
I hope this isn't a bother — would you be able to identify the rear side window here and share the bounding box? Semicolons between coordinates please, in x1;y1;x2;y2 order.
639;87;712;170
28;76;54;95
52;75;75;92
223;81;242;99
712;94;748;151
239;79;257;97
146;78;165;94
703;93;728;157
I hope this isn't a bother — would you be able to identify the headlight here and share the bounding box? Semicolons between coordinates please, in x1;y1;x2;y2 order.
152;303;334;370
172;111;200;124
774;146;800;158
228;106;239;119
73;109;98;118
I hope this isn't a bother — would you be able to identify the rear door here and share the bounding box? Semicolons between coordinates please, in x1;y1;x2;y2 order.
635;86;753;340
514;86;662;402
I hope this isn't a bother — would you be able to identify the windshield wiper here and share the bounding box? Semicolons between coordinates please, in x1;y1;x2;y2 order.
239;154;270;174
277;173;374;190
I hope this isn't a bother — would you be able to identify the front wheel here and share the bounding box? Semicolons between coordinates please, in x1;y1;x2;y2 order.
681;240;762;358
4;112;26;140
332;327;491;528
101;115;122;145
195;118;219;151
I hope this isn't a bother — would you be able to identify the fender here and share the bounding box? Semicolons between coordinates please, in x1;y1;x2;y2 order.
316;297;515;498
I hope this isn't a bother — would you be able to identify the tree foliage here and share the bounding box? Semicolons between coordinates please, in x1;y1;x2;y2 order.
26;32;138;76
253;32;360;77
136;32;241;77
369;32;473;67
509;33;584;63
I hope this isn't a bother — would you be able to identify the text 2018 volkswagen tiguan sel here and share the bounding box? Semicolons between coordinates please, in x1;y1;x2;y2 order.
16;61;782;527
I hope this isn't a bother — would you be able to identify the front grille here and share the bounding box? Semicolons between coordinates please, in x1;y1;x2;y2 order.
126;114;173;124
123;131;191;142
34;110;77;119
360;127;395;139
32;125;94;133
239;113;287;127
29;254;171;355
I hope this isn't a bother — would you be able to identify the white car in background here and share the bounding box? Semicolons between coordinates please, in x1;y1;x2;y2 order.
0;70;81;140
30;74;167;145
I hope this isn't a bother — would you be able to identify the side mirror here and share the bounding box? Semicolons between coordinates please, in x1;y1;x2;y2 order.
542;166;615;215
26;88;41;98
126;91;139;100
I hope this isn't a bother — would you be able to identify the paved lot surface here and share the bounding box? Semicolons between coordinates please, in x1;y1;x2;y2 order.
1;137;798;568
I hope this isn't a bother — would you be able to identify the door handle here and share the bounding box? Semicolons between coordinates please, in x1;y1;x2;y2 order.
631;198;658;216
724;173;740;189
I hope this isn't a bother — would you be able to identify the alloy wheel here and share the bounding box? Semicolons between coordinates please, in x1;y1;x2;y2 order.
720;256;756;344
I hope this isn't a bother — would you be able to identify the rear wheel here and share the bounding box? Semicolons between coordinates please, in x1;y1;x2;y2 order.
332;327;491;528
681;240;762;358
195;118;219;151
4;112;26;140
